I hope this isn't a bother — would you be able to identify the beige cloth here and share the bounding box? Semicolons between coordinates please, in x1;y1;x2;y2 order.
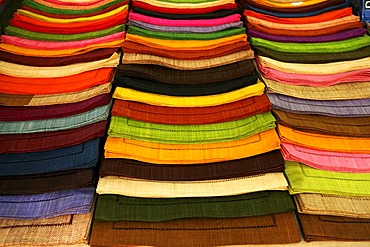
258;56;370;75
0;53;120;78
96;172;288;198
122;50;254;70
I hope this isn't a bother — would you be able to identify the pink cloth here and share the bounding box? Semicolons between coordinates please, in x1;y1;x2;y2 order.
44;0;102;6
281;142;370;173
128;11;241;27
257;59;370;86
0;32;125;50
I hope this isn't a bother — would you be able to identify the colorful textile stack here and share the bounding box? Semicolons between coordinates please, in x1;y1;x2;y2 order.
241;0;370;242
90;0;301;245
0;0;128;245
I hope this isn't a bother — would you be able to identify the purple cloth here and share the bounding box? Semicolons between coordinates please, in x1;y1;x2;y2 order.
267;93;370;117
248;28;368;43
0;187;95;220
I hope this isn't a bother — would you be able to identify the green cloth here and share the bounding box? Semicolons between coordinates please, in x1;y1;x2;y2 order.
128;25;246;40
22;0;124;15
108;112;276;144
94;191;296;222
5;24;125;41
285;161;370;196
250;35;370;54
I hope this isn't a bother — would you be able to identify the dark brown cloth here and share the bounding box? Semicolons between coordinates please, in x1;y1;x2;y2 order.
100;150;285;180
298;213;370;241
0;168;96;195
90;212;301;246
116;60;255;85
273;109;370;137
0;48;118;67
0;120;107;153
123;40;250;60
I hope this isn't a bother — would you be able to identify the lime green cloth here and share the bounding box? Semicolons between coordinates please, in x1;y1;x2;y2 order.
285;161;370;196
5;24;125;41
128;26;246;40
22;0;124;15
250;35;370;54
94;191;295;222
108;112;276;144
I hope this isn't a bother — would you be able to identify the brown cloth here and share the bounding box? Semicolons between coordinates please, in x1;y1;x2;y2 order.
100;150;285;180
298;213;370;241
273;109;370;137
90;212;300;246
0;168;96;195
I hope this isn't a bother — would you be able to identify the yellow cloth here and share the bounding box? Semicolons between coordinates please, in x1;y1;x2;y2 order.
104;129;280;163
96;173;288;198
35;0;114;10
258;56;370;75
125;34;248;50
122;50;254;70
0;40;123;57
278;124;370;154
134;0;235;9
17;5;128;23
113;81;265;107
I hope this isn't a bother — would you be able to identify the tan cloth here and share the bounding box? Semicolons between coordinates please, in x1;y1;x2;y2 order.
96;172;288;197
295;193;370;219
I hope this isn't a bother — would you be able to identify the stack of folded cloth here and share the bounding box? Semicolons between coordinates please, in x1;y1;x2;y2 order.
0;0;129;245
241;0;370;242
90;0;301;246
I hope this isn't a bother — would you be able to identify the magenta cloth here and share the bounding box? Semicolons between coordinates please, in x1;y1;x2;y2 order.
43;0;101;6
257;60;370;86
128;11;241;27
281;142;370;173
1;32;124;50
248;28;367;43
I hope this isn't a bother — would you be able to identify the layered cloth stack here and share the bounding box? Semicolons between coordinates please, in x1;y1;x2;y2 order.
90;0;301;246
0;0;129;245
241;0;370;242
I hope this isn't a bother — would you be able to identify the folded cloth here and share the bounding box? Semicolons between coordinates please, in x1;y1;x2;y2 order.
248;28;367;43
0;187;95;220
113;81;265;107
0;138;100;176
5;24;125;41
298;213;370;241
100;150;285;180
268;93;370;117
278;125;370;154
285;161;370;196
95;191;295;222
0;52;120;78
0;48;118;67
132;0;235;9
122;50;254;70
0;212;93;246
273;109;370;137
0;83;111;106
123;40;249;60
128;19;243;33
0;93;111;121
111;94;271;125
25;0;124;10
116;59;255;85
0;168;96;195
241;0;336;10
263;76;370;100
104;129;280;163
0;120;107;153
114;74;257;96
282;142;370;173
108;112;276;144
0;68;114;95
96;172;288;198
295;193;370;218
90;212;300;246
128;11;241;27
254;45;370;63
257;55;370;75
